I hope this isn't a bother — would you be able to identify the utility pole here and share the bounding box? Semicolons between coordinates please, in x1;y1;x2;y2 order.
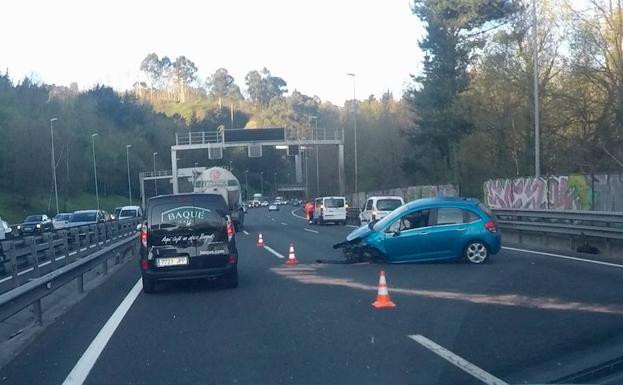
346;73;358;194
49;118;59;215
126;145;133;204
153;152;158;196
533;0;540;177
91;133;100;211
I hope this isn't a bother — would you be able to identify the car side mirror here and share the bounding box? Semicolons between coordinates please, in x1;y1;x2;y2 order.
392;229;401;237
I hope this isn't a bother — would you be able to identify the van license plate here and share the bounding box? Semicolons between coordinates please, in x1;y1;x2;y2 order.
156;257;189;267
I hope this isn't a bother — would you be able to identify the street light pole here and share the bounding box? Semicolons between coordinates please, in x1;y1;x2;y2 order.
347;73;358;195
310;115;320;196
260;172;264;196
153;152;158;196
126;145;133;205
245;170;249;200
274;172;278;195
50;118;59;215
91;133;100;211
532;0;540;177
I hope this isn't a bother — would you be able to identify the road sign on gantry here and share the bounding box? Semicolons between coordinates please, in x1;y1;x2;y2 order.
248;144;262;157
209;146;223;159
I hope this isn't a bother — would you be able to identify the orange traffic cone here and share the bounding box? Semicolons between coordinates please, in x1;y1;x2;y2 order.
286;243;298;265
256;233;265;247
372;271;396;308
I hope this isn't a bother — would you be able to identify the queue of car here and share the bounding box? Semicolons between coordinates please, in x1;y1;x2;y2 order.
0;205;144;239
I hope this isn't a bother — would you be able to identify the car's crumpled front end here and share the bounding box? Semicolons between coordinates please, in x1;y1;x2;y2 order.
333;223;386;263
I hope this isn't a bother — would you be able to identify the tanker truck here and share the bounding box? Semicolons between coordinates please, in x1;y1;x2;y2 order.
194;167;245;230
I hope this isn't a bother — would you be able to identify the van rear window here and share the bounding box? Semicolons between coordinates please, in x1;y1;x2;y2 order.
148;195;228;227
325;198;345;208
376;199;402;211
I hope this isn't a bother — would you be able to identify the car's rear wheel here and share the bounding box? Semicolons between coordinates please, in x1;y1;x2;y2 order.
222;268;238;289
464;241;489;264
142;275;156;293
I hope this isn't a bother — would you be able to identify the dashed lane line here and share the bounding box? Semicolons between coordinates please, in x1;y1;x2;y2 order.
304;228;319;234
408;334;508;385
281;222;288;226
503;246;623;269
242;230;249;235
263;245;285;259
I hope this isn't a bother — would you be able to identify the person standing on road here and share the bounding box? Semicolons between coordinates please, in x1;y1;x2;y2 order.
305;201;314;224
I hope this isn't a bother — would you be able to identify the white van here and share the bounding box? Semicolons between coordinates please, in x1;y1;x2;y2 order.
118;205;143;219
360;196;404;223
312;196;347;225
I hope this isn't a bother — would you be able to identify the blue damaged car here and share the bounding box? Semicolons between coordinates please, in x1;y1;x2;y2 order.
334;197;501;264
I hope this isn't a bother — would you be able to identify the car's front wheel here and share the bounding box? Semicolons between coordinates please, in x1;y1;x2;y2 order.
142;275;156;293
464;241;489;264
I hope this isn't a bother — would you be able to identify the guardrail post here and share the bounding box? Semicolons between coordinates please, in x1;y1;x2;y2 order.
32;299;42;326
77;274;84;293
61;230;71;264
102;257;108;275
9;242;19;288
44;233;56;269
105;222;111;242
26;237;40;277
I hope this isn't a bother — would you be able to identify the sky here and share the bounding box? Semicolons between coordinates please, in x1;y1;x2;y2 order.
1;0;425;105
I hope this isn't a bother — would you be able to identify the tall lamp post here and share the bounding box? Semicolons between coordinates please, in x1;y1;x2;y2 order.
310;115;319;196
244;170;249;200
126;145;133;204
260;172;264;195
346;73;358;196
153;152;158;196
274;172;278;195
91;133;100;211
532;0;540;177
50;118;59;215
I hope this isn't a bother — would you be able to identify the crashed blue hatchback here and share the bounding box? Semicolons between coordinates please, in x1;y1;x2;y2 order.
334;197;501;264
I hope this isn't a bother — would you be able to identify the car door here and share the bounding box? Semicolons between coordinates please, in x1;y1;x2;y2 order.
424;207;468;258
361;199;373;222
383;209;434;262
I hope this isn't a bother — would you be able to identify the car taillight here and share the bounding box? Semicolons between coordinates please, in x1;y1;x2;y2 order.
140;226;148;247
372;209;377;221
484;220;497;233
227;219;234;241
140;259;149;270
228;255;237;264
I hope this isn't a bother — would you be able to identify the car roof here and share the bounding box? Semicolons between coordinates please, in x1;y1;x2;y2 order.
405;197;480;209
368;196;403;200
74;210;98;214
120;205;141;210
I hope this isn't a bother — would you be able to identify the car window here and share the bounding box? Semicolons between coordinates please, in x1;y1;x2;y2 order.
376;199;402;211
398;209;432;231
465;210;481;223
148;195;228;228
365;200;373;210
436;208;465;225
315;199;322;208
324;198;344;208
70;212;96;222
119;209;137;217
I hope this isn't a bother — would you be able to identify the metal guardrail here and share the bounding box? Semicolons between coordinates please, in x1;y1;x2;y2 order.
0;218;139;325
0;219;139;292
493;209;623;240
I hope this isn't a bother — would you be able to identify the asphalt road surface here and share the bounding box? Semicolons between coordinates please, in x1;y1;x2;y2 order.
1;207;623;385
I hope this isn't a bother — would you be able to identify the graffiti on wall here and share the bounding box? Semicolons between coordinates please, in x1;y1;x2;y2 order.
484;175;606;210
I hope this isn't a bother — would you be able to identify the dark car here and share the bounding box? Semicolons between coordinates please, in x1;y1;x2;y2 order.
17;214;53;234
139;193;238;293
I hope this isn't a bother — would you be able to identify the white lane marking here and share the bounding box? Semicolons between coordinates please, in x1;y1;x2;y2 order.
408;335;508;385
271;218;276;222
62;278;143;385
290;209;307;220
281;222;288;226
503;246;623;269
346;225;358;228
304;228;319;234
242;230;250;235
263;245;285;259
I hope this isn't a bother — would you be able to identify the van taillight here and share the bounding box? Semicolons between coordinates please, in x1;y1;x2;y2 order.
140;259;149;270
372;209;377;221
484;220;497;233
228;255;237;264
227;220;234;241
140;227;148;247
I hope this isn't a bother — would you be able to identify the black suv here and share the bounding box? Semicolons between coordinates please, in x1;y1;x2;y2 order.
139;193;238;293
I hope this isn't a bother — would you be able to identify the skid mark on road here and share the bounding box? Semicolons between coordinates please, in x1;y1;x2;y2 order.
270;266;623;315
